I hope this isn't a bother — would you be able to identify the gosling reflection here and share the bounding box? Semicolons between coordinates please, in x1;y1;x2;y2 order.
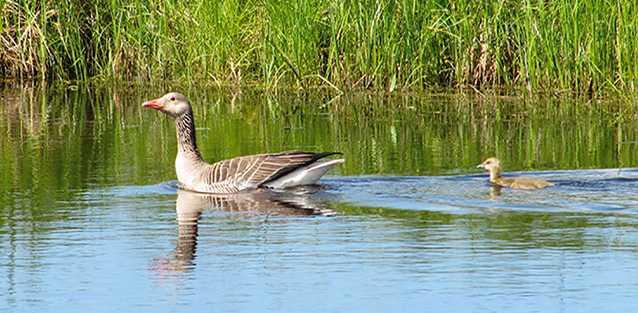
489;185;503;199
151;188;334;273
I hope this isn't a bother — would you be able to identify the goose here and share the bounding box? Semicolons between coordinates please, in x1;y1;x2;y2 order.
477;157;553;190
142;92;344;194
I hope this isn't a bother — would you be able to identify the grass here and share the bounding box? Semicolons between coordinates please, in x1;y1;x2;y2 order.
1;0;637;94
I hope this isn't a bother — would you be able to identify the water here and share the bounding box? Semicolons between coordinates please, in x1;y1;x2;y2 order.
2;87;638;312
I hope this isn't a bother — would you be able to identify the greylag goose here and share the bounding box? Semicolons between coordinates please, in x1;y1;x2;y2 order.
477;157;554;189
143;92;344;194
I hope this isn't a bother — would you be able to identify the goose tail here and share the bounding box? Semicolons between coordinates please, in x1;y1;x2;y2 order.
263;158;344;189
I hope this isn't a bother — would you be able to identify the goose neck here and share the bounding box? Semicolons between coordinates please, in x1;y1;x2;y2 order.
489;167;502;182
175;110;202;159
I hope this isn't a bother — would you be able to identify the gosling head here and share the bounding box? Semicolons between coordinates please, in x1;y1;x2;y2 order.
477;157;502;173
142;92;191;118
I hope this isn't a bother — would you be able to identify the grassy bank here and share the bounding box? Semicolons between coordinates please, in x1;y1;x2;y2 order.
1;0;636;93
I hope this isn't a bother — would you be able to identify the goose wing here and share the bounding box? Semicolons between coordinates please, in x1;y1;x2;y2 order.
201;151;340;192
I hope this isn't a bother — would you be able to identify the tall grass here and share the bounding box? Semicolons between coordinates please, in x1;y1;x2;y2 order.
1;0;636;93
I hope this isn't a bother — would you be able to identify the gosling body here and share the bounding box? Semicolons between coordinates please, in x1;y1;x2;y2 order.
477;157;553;190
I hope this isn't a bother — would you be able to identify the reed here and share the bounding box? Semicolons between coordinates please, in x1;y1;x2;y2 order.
1;0;636;93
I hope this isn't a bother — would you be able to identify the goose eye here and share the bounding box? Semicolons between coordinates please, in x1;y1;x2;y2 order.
170;96;176;101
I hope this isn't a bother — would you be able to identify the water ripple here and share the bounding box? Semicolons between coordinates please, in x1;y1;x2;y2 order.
4;171;638;313
325;169;638;215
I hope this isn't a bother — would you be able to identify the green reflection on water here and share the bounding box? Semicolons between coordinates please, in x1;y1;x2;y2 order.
3;87;638;313
3;87;638;183
333;202;637;250
1;86;638;233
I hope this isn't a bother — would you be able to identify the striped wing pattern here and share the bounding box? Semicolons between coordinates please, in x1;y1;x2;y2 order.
198;151;337;193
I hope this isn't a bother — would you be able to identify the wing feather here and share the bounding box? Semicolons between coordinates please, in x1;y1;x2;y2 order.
201;151;340;191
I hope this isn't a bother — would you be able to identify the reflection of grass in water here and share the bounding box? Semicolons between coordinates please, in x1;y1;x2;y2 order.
0;88;637;218
2;87;638;249
1;0;637;93
2;87;638;189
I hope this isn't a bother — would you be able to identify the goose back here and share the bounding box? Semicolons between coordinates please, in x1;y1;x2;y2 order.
181;151;341;193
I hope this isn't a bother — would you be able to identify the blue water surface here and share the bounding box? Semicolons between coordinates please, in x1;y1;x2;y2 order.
3;169;638;313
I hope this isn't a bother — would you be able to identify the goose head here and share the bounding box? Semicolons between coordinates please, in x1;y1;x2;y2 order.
477;157;502;173
143;92;191;118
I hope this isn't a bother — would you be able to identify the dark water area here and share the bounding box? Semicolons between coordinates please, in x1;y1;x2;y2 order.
1;87;638;312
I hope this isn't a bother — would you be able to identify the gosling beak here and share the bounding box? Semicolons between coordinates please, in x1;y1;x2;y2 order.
142;98;163;110
476;163;485;169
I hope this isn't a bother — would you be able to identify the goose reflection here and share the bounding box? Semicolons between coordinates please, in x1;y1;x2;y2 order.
151;188;335;273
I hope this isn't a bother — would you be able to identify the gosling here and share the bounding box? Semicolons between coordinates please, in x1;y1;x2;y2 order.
477;157;554;190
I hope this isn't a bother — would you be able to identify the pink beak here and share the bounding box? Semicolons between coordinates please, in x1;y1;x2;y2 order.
142;98;163;110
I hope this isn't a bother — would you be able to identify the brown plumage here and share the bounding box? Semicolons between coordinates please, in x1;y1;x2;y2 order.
477;157;554;190
143;92;344;194
190;151;341;193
